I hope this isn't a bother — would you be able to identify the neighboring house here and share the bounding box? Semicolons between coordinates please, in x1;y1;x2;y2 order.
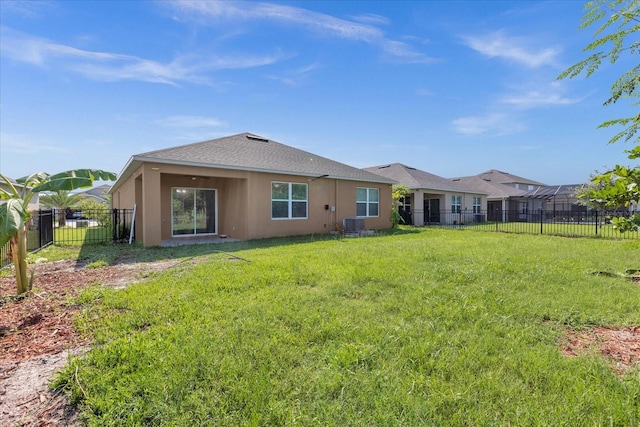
109;133;396;247
0;176;40;210
76;184;111;204
453;170;546;221
515;184;585;219
364;163;488;225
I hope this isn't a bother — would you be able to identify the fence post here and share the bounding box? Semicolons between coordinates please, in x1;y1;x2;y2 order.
595;210;598;236
112;208;118;241
539;208;543;235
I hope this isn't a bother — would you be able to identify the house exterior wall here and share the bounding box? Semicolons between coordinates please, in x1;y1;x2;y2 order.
411;190;486;225
112;162;392;246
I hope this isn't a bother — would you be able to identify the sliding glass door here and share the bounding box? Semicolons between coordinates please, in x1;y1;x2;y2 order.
172;188;217;236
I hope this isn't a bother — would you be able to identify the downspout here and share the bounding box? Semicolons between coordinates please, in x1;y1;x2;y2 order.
334;178;339;231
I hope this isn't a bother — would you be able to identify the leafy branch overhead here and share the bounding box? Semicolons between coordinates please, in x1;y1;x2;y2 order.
558;0;639;232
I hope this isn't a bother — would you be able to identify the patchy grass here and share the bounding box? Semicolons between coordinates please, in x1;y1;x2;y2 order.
54;228;640;426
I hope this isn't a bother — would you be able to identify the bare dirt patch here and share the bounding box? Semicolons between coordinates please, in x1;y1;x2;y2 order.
561;326;640;374
0;257;193;426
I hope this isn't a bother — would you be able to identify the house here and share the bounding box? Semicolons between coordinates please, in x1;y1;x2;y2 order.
0;176;39;210
76;184;111;204
453;170;546;221
109;133;396;247
364;163;488;225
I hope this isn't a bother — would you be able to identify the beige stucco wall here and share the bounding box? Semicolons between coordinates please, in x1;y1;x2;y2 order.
412;190;486;225
112;162;393;247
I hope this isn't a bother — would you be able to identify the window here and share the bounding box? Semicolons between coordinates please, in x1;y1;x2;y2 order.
473;196;481;214
451;195;461;213
172;188;216;236
272;182;308;219
399;195;411;213
356;187;379;217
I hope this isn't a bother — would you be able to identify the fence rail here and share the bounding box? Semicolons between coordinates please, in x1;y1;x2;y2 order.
53;208;134;245
1;208;135;269
406;209;639;239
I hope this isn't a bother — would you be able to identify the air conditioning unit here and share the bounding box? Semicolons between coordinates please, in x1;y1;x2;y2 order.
343;217;366;236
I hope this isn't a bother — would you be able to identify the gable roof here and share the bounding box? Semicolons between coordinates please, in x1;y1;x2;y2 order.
76;184;111;203
111;133;395;192
452;170;546;199
469;169;545;186
450;176;525;199
364;163;488;194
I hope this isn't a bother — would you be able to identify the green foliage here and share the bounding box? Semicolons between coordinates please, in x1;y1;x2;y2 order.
76;198;112;227
559;0;639;231
0;170;116;294
40;190;84;227
391;184;411;226
53;230;640;425
39;190;83;210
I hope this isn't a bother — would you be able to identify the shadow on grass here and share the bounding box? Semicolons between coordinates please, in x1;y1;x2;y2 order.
67;226;421;266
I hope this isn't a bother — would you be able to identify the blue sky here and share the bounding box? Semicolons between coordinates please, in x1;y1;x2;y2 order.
0;0;635;185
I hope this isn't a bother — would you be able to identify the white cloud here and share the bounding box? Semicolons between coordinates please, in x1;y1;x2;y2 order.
168;1;437;64
158;116;226;128
502;91;580;107
0;132;68;155
267;63;320;86
1;0;56;18
350;13;390;26
501;81;583;108
462;30;559;68
0;27;285;85
452;113;523;136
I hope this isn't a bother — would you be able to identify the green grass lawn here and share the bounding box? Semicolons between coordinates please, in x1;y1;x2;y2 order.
52;228;640;426
54;226;111;245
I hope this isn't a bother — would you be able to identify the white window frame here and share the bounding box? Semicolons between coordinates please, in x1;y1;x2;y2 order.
356;187;380;217
271;181;308;220
473;196;482;214
451;195;461;214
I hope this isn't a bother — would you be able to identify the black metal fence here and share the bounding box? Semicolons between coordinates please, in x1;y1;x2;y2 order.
53;208;135;245
409;209;639;239
1;208;135;268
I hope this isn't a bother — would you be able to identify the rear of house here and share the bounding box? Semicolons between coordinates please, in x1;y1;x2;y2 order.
364;163;488;225
110;133;395;247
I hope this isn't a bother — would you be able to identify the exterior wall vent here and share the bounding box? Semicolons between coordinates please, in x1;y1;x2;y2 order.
246;135;269;142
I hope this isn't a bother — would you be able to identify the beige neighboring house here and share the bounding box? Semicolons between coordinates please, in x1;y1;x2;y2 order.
109;133;395;247
76;184;111;204
453;170;545;221
364;163;488;225
0;176;40;210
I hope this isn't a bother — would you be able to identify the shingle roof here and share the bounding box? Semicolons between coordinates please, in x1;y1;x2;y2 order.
364;163;488;194
451;176;525;199
111;133;395;191
452;170;546;199
469;169;545;186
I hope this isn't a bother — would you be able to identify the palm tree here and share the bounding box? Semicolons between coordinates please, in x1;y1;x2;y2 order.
39;190;83;226
0;169;116;295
